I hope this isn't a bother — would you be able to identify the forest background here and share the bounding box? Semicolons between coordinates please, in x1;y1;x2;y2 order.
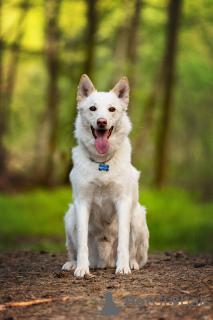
0;0;212;254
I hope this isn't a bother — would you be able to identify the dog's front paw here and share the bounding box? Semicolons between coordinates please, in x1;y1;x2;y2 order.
74;267;90;277
130;261;139;270
62;261;77;271
115;265;131;275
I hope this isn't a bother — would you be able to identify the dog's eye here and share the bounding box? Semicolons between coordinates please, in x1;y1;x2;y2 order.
109;107;116;112
89;106;96;111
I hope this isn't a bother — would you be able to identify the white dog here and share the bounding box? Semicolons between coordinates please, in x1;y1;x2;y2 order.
62;75;149;277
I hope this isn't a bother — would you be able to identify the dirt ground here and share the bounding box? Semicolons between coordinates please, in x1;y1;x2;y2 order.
0;250;212;320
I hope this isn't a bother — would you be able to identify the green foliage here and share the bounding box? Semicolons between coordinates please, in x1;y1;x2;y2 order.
0;188;212;253
1;1;213;195
0;188;71;251
140;189;213;253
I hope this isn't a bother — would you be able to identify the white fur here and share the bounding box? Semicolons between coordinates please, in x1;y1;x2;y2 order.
62;75;149;277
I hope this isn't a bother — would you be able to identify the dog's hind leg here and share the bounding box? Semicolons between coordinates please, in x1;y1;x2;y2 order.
129;204;149;270
62;205;77;271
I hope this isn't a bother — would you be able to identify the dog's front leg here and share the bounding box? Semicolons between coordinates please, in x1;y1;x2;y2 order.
74;201;90;277
116;199;131;275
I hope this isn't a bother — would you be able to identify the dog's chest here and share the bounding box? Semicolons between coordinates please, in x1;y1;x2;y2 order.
91;183;114;209
88;183;118;234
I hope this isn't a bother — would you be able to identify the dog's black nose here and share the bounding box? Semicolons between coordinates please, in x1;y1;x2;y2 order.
97;118;107;128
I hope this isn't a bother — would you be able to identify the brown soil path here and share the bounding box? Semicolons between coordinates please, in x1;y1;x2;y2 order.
0;250;212;319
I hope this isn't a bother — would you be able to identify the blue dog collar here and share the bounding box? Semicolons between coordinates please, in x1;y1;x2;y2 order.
89;153;114;172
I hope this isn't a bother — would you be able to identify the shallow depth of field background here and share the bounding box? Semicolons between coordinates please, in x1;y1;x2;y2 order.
0;0;212;253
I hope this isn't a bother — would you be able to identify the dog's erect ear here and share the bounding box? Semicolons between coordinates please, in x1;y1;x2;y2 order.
112;77;129;105
77;74;96;102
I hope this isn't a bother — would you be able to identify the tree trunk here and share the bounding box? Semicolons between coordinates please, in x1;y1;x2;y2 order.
112;25;129;85
44;0;61;186
127;0;143;116
84;0;97;80
0;1;30;190
155;0;182;188
111;1;132;85
132;62;165;162
0;0;6;188
35;0;61;186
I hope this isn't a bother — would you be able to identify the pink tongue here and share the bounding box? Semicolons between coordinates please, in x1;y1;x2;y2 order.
95;130;109;154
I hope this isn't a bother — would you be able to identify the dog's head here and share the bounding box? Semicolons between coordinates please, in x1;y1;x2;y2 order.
75;74;131;156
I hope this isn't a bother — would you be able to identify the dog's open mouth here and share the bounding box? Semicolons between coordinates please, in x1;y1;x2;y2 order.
91;126;113;154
